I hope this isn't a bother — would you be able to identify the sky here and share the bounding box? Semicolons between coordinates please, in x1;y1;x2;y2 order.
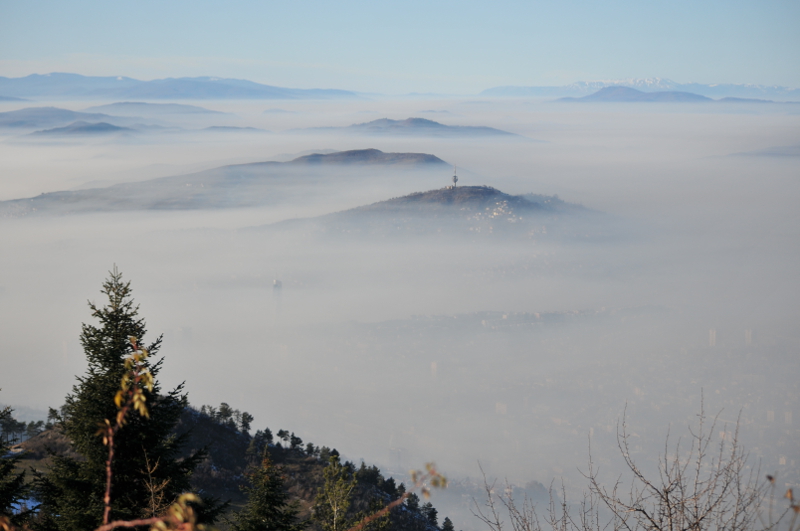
1;0;799;94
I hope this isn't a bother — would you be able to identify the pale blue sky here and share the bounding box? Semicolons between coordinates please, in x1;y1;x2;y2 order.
1;0;798;93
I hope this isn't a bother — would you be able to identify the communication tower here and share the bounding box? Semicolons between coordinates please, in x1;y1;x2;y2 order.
452;165;458;188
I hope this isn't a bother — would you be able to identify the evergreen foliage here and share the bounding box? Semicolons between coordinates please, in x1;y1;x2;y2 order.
441;517;454;531
199;403;253;434
0;413;28;446
229;454;307;531
0;402;30;526
420;502;438;527
32;268;213;531
246;429;274;461
405;493;420;512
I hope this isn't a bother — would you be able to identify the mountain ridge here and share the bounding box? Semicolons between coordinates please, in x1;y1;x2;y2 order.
84;101;229;115
481;77;800;101
257;185;600;242
304;117;521;138
559;86;713;103
0;149;449;217
29;120;135;136
0;106;123;128
0;73;360;100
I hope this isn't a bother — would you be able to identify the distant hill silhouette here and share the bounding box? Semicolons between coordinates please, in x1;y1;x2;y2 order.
263;108;298;114
337;186;586;219
481;78;800;101
0;149;448;217
305;117;521;137
261;185;600;241
349;186;550;213
30;121;134;136
84;101;228;115
559;86;712;102
289;148;448;165
0;73;359;100
730;145;800;157
202;125;265;132
716;97;782;104
0;95;26;101
0;106;123;128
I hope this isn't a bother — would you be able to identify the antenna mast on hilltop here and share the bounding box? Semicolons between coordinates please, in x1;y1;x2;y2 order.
452;165;458;188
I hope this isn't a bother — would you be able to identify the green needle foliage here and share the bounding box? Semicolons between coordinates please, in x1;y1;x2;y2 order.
32;268;212;531
0;402;30;527
228;454;307;531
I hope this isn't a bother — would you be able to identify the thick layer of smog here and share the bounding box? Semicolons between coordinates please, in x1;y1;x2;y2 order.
1;96;798;529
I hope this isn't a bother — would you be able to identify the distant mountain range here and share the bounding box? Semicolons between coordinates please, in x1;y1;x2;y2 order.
559;86;713;103
0;105;234;135
0;73;359;100
29;121;134;136
83;102;228;115
305;117;521;138
202;125;265;133
0;108;523;139
555;86;800;103
481;77;800;101
0;107;121;129
0;149;448;217
2;73;797;102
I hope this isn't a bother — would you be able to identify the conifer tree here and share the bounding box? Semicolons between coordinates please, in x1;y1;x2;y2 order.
0;402;30;526
33;268;210;531
441;516;454;531
420;502;437;527
405;492;420;512
228;454;306;531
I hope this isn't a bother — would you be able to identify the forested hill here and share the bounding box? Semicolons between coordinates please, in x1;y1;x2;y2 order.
16;402;448;531
262;185;602;241
286;148;447;166
347;186;561;213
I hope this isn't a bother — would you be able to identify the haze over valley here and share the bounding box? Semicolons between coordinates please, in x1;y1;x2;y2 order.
2;89;798;515
1;3;799;529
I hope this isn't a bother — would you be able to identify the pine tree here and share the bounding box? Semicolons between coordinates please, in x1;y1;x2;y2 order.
33;268;210;531
0;402;30;526
441;516;454;531
405;492;420;512
420;502;437;527
228;454;306;531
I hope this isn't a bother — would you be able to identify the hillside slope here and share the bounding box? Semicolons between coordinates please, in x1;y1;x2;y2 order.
559;86;711;102
305;117;521;138
18;405;447;531
0;149;447;217
261;185;602;241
